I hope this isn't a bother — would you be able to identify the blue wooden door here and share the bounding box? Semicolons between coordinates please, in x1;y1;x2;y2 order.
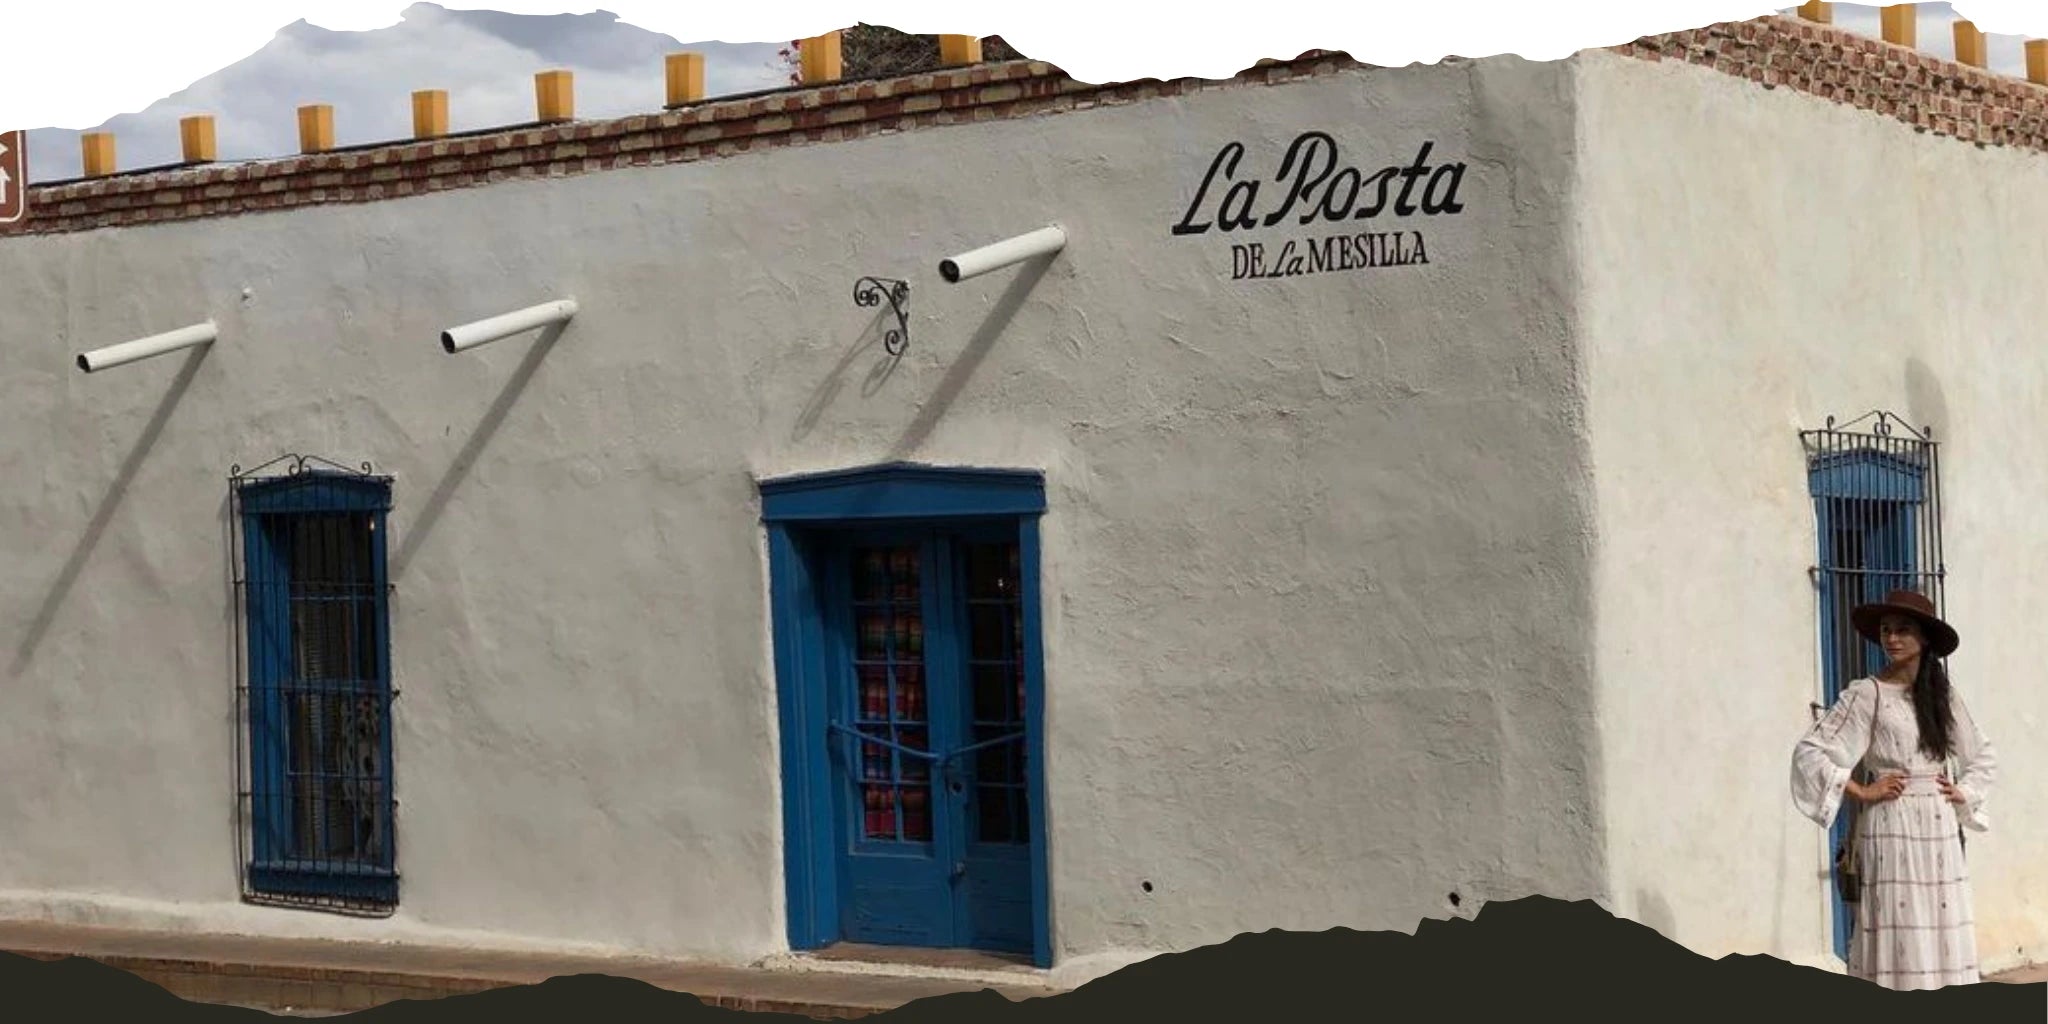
823;525;1033;953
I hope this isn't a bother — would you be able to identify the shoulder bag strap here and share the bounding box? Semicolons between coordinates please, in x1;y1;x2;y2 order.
1847;682;1880;841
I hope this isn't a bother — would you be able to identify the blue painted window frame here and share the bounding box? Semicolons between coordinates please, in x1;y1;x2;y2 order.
1807;447;1927;961
239;470;399;906
760;462;1051;967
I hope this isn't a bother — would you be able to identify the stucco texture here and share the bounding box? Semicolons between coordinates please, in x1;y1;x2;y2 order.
0;56;1601;972
1573;49;2048;976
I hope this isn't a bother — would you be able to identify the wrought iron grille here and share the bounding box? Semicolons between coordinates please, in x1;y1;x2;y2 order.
229;454;399;915
1800;410;1943;960
1803;411;1945;692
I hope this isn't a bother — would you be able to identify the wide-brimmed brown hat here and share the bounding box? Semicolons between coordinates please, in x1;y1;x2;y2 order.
1850;589;1958;658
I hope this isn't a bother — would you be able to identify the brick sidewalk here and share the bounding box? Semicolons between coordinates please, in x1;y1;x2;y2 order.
0;921;1067;1018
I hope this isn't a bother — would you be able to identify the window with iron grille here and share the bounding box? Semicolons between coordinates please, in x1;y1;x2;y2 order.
1800;410;1944;959
230;455;398;913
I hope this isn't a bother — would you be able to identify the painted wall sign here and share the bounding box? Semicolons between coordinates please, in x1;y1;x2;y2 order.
0;131;26;225
1171;131;1466;280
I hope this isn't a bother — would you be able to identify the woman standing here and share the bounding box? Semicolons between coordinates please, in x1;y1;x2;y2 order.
1792;589;1997;990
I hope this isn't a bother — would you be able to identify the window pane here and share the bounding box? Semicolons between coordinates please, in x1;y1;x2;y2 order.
848;544;932;845
972;665;1010;723
977;787;1014;843
961;540;1027;846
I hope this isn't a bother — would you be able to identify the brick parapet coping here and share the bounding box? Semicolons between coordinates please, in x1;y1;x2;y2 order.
1611;15;2048;146
5;12;2045;238
0;56;1353;238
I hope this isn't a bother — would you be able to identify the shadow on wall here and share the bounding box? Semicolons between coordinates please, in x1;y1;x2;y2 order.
9;346;210;680
886;254;1055;462
790;306;904;444
788;253;1054;455
390;320;567;581
1633;888;1678;946
1903;358;1949;442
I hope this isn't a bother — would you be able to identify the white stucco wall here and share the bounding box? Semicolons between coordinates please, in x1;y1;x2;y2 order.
1573;49;2048;974
0;55;1603;973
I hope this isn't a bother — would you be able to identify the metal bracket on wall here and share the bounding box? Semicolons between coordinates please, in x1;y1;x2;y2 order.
853;276;911;356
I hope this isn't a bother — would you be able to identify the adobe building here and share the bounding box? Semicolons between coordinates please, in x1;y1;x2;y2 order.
0;7;2044;990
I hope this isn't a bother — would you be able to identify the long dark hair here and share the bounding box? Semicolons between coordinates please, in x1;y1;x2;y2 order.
1910;641;1956;761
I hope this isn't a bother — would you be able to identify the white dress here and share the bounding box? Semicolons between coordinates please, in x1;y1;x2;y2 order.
1792;677;1997;989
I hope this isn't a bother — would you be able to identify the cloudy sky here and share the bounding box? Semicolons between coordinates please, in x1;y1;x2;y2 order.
24;3;789;183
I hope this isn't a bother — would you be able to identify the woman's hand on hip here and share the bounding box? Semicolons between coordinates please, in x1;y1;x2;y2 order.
1938;775;1968;806
1851;773;1907;803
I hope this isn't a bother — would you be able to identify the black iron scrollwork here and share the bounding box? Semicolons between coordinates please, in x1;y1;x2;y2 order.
854;276;911;356
1817;410;1932;442
230;453;378;482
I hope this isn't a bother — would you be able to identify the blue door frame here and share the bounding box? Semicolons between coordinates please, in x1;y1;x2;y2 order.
1809;449;1925;962
760;463;1051;968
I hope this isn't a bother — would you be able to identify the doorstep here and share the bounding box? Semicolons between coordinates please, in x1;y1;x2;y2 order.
0;920;1068;1019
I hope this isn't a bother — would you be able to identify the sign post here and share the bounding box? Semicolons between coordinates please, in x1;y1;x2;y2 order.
0;130;26;224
